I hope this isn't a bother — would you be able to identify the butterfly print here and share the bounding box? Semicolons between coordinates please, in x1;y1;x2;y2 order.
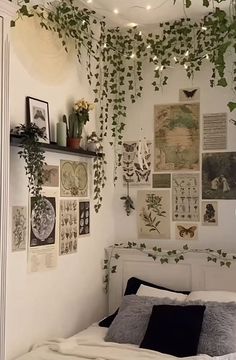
183;89;198;99
177;225;197;238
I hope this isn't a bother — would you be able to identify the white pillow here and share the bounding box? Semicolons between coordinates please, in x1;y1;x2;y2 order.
136;284;188;301
187;290;236;303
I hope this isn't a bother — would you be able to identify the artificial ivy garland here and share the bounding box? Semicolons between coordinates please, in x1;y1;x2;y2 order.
11;0;236;211
103;242;236;293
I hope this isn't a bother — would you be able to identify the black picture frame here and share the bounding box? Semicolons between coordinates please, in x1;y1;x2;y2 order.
26;96;50;144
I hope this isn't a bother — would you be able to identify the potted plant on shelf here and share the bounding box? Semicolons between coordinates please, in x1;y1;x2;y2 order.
63;98;94;149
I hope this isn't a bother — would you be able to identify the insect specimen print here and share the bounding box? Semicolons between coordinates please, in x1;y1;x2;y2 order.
123;141;152;184
79;201;90;236
59;200;78;255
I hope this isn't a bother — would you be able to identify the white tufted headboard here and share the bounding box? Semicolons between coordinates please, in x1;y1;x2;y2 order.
106;247;236;313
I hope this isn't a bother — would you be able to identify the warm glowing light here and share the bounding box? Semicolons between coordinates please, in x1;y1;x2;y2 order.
127;22;138;27
113;8;119;14
146;5;151;10
87;0;92;3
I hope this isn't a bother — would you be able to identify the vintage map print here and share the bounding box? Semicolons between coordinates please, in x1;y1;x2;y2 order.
60;160;88;197
154;103;200;171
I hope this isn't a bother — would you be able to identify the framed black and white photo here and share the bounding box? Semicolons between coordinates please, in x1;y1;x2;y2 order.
26;96;50;143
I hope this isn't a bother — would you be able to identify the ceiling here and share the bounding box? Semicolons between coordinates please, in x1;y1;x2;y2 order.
78;0;231;27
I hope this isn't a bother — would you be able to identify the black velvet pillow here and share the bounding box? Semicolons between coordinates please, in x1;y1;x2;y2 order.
99;277;190;328
140;305;205;358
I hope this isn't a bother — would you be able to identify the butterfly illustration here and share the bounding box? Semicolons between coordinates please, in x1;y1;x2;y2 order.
34;109;46;121
182;88;198;99
123;142;137;152
177;225;197;239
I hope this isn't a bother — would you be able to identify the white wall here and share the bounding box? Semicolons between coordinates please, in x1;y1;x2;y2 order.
7;18;115;359
114;60;236;250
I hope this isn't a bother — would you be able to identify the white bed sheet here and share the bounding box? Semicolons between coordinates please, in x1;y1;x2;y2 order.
15;323;236;360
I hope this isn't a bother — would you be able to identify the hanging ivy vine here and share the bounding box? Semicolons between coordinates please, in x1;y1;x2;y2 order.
103;242;236;293
11;0;236;211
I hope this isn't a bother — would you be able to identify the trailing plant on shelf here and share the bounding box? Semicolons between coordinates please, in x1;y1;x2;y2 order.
11;0;236;211
11;123;47;225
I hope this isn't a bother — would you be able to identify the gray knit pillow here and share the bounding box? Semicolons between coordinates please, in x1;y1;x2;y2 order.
104;295;184;345
196;301;236;356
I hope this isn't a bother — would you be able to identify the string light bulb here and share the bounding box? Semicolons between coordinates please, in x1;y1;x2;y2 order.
87;0;92;3
113;8;119;14
146;5;151;10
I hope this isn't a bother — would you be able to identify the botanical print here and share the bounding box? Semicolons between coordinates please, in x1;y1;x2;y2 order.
137;190;170;239
201;201;218;226
179;88;200;102
202;152;236;199
60;160;88;197
59;199;78;255
42;165;59;187
79;201;90;236
152;173;171;188
203;113;227;150
122;141;151;184
154;103;200;171
30;197;56;247
172;174;199;221
12;206;27;251
176;223;198;240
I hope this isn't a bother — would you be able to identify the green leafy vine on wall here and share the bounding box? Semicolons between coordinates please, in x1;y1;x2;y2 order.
103;242;236;293
11;0;236;211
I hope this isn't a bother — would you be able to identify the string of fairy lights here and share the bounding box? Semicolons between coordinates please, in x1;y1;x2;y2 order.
78;0;217;72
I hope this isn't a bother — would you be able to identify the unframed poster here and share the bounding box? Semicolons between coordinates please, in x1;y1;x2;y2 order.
79;201;90;236
122;141;151;184
60;160;88;197
172;173;200;222
12;206;27;251
203;113;227;150
202;152;236;199
179;88;200;102
152;173;171;188
154;103;200;171
137;190;170;239
59;199;78;255
42;165;59;187
175;223;198;240
28;194;57;272
201;201;218;226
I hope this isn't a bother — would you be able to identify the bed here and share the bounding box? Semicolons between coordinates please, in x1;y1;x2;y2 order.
15;247;236;360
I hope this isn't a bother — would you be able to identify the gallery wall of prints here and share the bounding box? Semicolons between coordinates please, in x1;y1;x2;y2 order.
116;68;236;249
11;157;91;273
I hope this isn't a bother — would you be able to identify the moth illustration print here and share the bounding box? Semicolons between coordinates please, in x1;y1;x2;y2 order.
176;223;198;240
122;141;151;184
